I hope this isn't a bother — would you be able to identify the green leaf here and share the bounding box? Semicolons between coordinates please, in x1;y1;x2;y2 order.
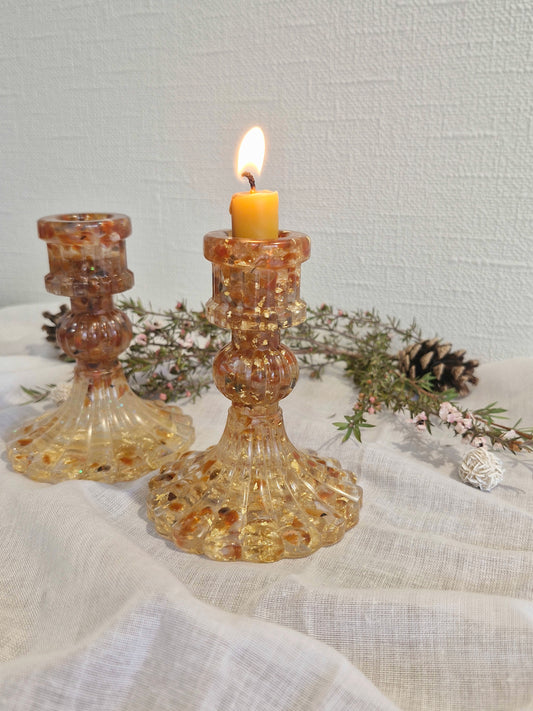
333;422;349;430
20;384;54;404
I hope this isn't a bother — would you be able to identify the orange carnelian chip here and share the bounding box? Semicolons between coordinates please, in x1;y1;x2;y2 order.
177;515;199;537
220;509;239;525
178;507;212;536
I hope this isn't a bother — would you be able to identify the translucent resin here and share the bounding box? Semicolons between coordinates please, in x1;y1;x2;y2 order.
147;231;362;562
7;213;194;483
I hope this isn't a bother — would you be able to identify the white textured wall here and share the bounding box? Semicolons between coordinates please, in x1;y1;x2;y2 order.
1;0;532;360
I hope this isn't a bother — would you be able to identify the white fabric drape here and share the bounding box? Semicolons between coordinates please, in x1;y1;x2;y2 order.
0;304;531;710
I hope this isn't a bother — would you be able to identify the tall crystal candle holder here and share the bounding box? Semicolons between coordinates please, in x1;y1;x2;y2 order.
147;230;362;562
7;213;194;483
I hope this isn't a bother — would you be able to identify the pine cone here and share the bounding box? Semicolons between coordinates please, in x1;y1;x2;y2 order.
42;304;74;361
397;338;479;396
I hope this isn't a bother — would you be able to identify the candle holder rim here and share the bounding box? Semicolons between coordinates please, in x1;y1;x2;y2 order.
37;213;132;240
204;228;309;243
203;229;311;266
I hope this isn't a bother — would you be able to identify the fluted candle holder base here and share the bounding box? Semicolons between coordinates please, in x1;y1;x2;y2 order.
8;365;194;483
148;404;362;562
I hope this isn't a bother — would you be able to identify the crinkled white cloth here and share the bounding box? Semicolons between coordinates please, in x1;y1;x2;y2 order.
0;303;532;711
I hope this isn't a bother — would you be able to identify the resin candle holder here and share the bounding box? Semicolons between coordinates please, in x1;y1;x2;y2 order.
7;213;194;483
147;230;362;562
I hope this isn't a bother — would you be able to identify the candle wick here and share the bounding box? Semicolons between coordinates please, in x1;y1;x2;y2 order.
241;171;256;191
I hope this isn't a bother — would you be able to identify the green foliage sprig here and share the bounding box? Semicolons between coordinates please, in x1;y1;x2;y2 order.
289;305;532;453
120;299;226;402
35;300;533;455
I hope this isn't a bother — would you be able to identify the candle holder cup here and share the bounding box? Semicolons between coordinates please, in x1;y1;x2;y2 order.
147;230;362;562
7;213;194;483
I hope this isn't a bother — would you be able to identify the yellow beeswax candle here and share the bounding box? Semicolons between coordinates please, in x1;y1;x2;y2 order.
229;127;279;241
230;187;278;241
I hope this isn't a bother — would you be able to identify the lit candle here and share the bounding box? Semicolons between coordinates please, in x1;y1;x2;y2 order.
229;126;279;241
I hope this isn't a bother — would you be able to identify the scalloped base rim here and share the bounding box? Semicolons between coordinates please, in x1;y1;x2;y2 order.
147;407;362;562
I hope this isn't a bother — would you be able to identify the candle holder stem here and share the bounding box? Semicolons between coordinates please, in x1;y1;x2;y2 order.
147;231;362;562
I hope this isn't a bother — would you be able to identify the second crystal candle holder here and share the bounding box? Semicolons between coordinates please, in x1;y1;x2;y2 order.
7;213;194;483
147;230;362;562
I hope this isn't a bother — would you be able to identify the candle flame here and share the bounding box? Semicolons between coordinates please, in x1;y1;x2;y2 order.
237;126;265;178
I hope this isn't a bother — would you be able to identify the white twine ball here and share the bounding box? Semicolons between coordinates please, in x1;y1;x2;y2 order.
459;448;504;491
